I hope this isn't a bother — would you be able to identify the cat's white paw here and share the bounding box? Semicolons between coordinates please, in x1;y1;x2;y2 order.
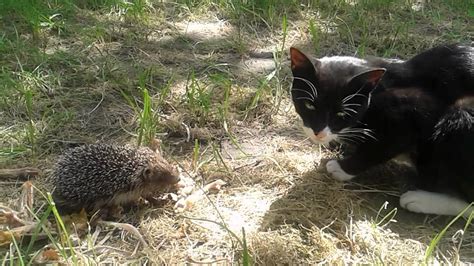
399;190;432;214
326;160;355;181
400;190;471;216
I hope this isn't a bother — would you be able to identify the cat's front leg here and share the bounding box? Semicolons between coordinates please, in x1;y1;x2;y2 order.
326;141;408;182
326;160;355;181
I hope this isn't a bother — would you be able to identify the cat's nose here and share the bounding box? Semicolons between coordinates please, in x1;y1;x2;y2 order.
314;131;327;140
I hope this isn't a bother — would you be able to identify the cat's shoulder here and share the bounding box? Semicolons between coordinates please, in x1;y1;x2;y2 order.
408;44;473;63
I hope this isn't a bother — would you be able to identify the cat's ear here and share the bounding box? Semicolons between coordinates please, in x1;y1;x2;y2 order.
349;68;386;93
290;47;319;74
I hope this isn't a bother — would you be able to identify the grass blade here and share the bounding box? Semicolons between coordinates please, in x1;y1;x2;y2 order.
424;203;474;263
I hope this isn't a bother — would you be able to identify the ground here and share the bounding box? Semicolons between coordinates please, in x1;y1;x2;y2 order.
0;0;473;264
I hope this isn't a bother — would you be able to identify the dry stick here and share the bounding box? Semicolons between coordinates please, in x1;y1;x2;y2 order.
174;179;227;212
0;205;35;227
82;245;133;256
0;168;40;180
172;161;239;249
179;216;244;249
0;210;32;228
186;256;230;265
97;221;148;249
20;181;34;218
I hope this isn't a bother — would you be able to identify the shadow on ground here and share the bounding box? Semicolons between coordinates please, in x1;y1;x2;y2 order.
259;159;474;262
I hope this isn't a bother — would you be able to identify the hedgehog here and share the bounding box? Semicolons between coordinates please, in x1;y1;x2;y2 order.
51;144;180;216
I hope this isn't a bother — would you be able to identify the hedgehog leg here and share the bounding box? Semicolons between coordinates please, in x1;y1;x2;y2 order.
105;204;124;220
89;202;123;222
144;195;168;207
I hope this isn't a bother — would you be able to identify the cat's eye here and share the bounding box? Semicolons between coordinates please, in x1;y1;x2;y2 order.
336;112;345;117
304;102;316;110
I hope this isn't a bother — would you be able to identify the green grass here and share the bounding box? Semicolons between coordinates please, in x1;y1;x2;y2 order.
185;71;212;125
137;87;155;147
2;188;78;265
424;204;474;264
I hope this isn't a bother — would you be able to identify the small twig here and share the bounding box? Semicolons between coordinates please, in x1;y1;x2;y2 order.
97;221;148;249
82;245;133;256
97;231;114;246
91;226;101;245
340;189;400;197
20;181;34;217
0;210;34;227
9;224;37;234
181;122;191;142
0;205;17;213
174;179;226;212
87;90;105;115
0;182;28;185
186;256;230;264
180;215;244;249
131;241;140;257
0;168;40;180
232;159;262;171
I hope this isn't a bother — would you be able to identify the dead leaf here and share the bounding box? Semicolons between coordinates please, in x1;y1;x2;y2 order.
42;248;60;261
20;181;34;215
0;230;19;246
174;179;227;212
63;208;89;236
203;179;227;192
0;210;30;228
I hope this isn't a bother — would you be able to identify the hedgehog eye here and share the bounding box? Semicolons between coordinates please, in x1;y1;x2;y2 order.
143;168;152;179
304;101;316;110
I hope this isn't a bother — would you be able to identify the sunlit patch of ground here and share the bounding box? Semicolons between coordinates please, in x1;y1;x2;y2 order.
178;20;235;41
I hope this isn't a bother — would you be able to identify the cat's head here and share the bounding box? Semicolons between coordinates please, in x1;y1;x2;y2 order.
290;47;385;144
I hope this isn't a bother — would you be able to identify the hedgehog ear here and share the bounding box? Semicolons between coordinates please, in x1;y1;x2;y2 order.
149;139;161;153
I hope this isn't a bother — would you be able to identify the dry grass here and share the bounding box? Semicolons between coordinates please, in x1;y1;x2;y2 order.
1;0;474;264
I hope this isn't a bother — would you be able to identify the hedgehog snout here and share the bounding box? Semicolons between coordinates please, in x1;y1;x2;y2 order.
166;166;180;184
167;171;180;184
145;165;180;185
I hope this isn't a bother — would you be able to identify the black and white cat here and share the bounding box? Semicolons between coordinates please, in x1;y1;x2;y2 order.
289;44;474;217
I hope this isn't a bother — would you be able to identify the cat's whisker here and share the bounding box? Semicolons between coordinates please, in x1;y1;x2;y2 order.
339;128;378;142
293;77;318;98
342;84;369;103
361;132;378;141
340;133;368;141
341;135;369;144
343;111;354;118
342;93;367;103
348;130;378;141
336;135;359;144
342;87;363;103
342;103;362;107
295;96;315;102
294;77;318;97
339;128;361;134
363;128;376;134
291;88;315;101
340;127;374;134
343;107;358;114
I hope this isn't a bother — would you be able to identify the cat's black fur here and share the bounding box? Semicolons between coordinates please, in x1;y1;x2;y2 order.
290;44;474;215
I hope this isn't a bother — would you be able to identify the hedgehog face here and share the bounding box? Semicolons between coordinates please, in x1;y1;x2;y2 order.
142;157;180;186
